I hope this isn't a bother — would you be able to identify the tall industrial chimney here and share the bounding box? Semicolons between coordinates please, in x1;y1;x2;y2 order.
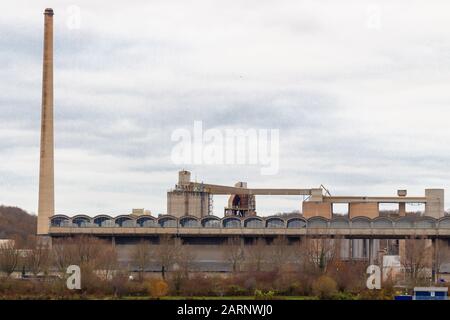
37;8;55;235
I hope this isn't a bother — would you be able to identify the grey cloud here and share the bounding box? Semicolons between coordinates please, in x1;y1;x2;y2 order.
2;1;450;214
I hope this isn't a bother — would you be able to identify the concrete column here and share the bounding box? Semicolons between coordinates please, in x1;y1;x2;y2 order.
431;238;441;284
431;238;437;283
398;201;406;266
349;239;353;260
352;239;364;259
399;203;406;216
425;189;445;218
369;239;374;265
37;8;55;235
339;239;349;260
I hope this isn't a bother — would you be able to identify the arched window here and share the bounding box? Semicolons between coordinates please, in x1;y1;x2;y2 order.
439;217;450;229
202;217;221;228
307;217;328;228
395;217;414;229
115;216;136;227
223;218;241;228
351;217;371;228
287;218;306;228
330;218;350;228
416;217;436;228
159;217;177;228
93;215;113;227
180;217;199;228
244;218;264;228
72;216;92;227
101;219;116;227
50;215;70;227
137;216;156;227
372;217;393;228
266;218;285;228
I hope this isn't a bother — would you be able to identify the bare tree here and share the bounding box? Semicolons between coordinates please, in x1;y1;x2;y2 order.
176;245;196;278
131;239;152;281
400;236;432;286
436;239;450;281
223;237;245;273
300;236;339;274
245;238;268;272
52;238;72;272
266;236;292;273
170;245;197;294
95;244;118;281
51;236;118;284
153;235;181;279
0;240;19;277
25;236;51;276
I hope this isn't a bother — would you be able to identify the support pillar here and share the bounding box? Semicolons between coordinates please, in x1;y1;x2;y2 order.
349;239;353;261
399;203;406;216
369;238;374;265
432;238;439;284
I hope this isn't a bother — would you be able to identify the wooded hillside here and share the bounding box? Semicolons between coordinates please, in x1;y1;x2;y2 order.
0;205;36;243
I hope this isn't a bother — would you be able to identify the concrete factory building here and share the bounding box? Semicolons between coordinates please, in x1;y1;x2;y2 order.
165;169;445;221
36;9;450;272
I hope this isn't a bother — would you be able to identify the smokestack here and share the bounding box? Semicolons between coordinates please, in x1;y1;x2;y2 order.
37;8;55;235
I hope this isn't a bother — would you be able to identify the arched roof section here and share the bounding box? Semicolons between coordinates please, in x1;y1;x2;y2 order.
115;215;136;227
180;216;200;227
395;216;415;228
265;217;286;228
244;217;264;228
136;215;156;227
330;217;350;228
72;215;92;227
351;216;371;228
50;215;71;227
222;217;242;228
201;215;221;228
72;214;91;220
307;216;329;228
93;215;114;226
52;214;71;219
438;216;450;228
415;217;436;228
372;217;394;228
286;217;307;228
158;215;177;228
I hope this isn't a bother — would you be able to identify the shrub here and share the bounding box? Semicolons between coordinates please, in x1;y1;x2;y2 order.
225;284;247;296
254;289;276;300
177;274;225;296
312;275;337;299
358;288;394;300
109;273;129;297
146;279;169;298
331;291;358;300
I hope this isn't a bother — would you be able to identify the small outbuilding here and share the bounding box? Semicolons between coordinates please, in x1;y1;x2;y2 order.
413;287;448;300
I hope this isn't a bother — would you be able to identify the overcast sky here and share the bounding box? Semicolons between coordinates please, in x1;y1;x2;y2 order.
1;0;450;216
